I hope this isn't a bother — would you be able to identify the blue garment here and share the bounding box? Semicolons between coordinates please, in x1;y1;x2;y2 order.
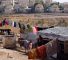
14;22;16;27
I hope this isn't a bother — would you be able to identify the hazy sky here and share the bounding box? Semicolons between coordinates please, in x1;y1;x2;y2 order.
53;0;68;3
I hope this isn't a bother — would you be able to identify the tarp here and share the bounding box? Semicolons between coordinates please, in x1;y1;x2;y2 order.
38;27;68;37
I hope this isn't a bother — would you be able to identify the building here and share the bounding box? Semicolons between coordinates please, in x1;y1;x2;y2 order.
1;0;13;14
43;0;52;5
1;0;52;7
35;3;44;13
1;0;12;6
1;0;29;8
29;0;35;7
63;2;68;13
17;0;29;8
49;4;60;13
0;0;53;13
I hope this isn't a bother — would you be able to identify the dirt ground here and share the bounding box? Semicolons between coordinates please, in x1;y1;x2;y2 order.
0;48;28;60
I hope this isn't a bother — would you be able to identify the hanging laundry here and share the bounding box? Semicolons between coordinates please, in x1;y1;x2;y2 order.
36;45;47;60
16;22;19;28
2;20;5;25
14;22;16;27
21;24;25;30
28;45;47;60
0;21;2;27
32;26;38;34
9;20;12;26
18;22;21;28
27;24;30;29
12;21;14;27
26;24;32;32
18;22;25;29
5;20;9;25
25;24;28;30
2;18;9;25
12;21;16;27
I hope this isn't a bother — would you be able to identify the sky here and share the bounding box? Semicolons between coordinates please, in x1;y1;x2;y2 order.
53;0;68;3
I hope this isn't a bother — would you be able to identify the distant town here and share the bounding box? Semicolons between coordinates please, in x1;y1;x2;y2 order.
0;0;68;14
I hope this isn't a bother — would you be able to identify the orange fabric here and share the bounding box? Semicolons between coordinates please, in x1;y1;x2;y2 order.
36;45;47;60
28;48;38;59
28;45;47;60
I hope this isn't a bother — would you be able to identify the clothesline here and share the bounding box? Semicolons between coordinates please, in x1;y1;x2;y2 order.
0;18;29;29
0;19;19;27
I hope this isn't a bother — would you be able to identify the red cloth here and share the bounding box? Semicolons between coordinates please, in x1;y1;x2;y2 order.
33;26;38;34
0;21;2;27
36;45;47;60
5;20;9;25
35;26;38;31
28;48;38;59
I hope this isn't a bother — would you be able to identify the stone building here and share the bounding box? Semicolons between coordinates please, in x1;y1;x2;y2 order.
17;0;29;8
1;0;52;7
43;0;52;5
35;3;44;13
0;0;53;13
1;0;13;14
63;3;68;13
1;0;12;6
1;0;29;8
29;0;35;7
49;4;60;13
